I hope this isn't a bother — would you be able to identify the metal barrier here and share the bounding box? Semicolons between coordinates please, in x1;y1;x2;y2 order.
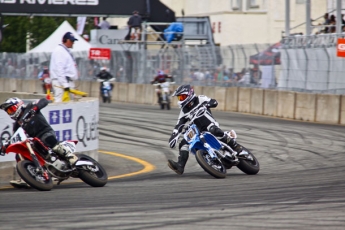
1;35;344;94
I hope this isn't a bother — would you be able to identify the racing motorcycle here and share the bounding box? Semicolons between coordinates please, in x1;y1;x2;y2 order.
0;112;108;191
171;104;260;178
153;81;175;110
97;77;115;103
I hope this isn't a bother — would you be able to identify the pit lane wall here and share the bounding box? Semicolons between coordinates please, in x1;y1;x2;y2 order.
0;90;99;183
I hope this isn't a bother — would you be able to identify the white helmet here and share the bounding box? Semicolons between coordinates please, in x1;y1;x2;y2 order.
0;97;25;120
172;84;196;109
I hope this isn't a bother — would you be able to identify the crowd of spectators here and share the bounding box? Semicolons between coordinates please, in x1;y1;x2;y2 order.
315;12;345;34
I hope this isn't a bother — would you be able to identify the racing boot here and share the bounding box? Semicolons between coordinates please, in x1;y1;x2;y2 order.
219;131;243;154
167;150;189;175
52;143;78;165
10;178;30;189
227;138;243;155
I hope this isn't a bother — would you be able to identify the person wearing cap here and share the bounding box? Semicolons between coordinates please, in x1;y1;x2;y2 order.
49;32;79;102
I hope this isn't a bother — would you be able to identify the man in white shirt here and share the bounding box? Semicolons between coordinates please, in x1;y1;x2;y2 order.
98;17;110;30
49;32;78;102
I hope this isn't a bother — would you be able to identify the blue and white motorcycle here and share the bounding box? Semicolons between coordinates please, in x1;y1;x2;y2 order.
173;105;260;178
97;78;115;103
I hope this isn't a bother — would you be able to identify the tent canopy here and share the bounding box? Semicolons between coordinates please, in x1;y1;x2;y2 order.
28;21;91;53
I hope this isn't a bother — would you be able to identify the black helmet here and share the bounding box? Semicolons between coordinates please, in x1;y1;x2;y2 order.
172;84;195;108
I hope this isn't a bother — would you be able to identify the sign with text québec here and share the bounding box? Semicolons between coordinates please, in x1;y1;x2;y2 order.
89;48;111;60
0;100;99;162
337;38;345;58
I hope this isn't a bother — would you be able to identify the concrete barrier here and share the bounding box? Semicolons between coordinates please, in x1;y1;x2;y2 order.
1;78;16;92
238;88;251;113
214;87;226;111
277;91;295;119
111;82;119;101
170;84;179;108
118;83;128;102
250;89;264;115
0;78;4;91
295;92;317;122
143;84;155;105
193;85;203;96
0;79;344;126
263;90;278;116
90;81;100;98
315;94;341;124
340;95;345;125
225;87;238;111
127;83;137;103
134;84;145;104
77;80;92;97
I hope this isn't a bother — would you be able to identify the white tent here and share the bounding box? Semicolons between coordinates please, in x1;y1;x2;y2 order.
28;20;91;53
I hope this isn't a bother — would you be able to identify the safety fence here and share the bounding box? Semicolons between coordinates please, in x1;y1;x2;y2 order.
0;34;344;94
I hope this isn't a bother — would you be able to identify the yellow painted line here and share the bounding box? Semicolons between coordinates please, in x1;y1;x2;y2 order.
99;150;156;179
0;151;155;190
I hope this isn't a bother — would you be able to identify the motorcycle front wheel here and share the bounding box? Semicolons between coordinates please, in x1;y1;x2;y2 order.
77;154;108;187
17;160;53;191
195;150;227;178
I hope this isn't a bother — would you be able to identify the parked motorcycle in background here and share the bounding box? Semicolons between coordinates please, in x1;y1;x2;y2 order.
153;80;175;110
0;111;108;191
97;77;115;103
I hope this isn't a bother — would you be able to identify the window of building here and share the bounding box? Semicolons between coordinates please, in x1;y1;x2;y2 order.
232;0;242;11
248;0;259;9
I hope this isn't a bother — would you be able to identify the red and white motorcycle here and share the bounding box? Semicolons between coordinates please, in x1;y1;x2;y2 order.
0;113;108;191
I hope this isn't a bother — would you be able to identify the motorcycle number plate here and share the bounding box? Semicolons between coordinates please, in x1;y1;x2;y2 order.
11;127;27;144
185;128;196;142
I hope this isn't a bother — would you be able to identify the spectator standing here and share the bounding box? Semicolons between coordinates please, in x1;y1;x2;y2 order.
321;13;331;33
329;14;336;33
49;32;78;102
125;11;143;40
98;17;110;30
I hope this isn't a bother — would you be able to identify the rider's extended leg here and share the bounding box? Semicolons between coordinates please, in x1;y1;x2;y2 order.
168;139;189;175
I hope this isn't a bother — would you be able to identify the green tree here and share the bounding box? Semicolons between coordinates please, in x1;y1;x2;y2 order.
28;17;75;49
0;16;29;53
0;16;78;53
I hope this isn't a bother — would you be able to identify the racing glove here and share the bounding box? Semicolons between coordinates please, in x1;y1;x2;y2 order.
27;105;38;117
168;129;179;148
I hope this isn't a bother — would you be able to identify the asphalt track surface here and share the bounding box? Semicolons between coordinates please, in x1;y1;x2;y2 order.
1;102;345;230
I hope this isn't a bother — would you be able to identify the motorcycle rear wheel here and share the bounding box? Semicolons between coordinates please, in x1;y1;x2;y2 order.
17;160;53;191
77;154;108;187
195;150;227;178
237;147;260;175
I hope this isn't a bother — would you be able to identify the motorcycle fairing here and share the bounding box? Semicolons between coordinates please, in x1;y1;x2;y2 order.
6;141;46;166
185;124;218;159
202;132;222;150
